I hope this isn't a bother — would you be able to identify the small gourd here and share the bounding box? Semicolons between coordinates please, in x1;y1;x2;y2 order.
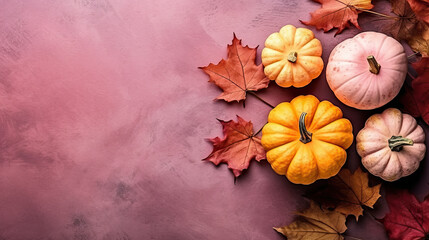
326;32;407;110
261;95;354;185
356;108;426;181
261;25;324;88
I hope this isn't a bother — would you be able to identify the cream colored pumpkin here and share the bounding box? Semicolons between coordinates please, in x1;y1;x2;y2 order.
262;25;324;88
326;32;407;110
356;108;426;181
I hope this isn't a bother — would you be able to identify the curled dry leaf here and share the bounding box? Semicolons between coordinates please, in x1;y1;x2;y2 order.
301;0;374;35
199;34;270;103
274;201;347;240
381;190;429;240
308;168;381;220
203;116;265;177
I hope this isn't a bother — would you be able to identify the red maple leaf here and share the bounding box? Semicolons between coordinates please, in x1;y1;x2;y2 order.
203;116;265;177
407;0;429;23
402;57;429;124
412;57;429;123
199;34;270;103
381;190;429;240
400;83;421;117
301;0;374;35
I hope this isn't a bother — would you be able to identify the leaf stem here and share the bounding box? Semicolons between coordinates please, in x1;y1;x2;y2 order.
408;71;417;80
408;51;421;60
343;234;364;240
248;91;275;109
357;8;399;19
254;124;265;136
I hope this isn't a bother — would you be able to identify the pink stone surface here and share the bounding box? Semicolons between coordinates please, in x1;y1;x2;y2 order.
0;0;427;239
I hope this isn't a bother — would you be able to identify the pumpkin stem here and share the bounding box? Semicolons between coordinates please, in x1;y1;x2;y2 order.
388;135;414;152
299;112;312;144
367;55;381;74
287;51;298;63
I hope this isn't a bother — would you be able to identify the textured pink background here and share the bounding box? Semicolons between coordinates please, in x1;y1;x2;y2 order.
0;0;428;239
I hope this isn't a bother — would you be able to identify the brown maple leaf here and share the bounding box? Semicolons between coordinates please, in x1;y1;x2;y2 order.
274;201;347;240
301;0;374;35
308;168;381;220
384;0;429;56
407;21;429;56
203;116;265;177
199;34;270;103
388;0;420;40
407;0;429;23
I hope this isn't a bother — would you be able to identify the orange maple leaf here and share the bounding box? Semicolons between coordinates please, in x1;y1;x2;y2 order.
199;34;270;103
301;0;374;35
203;116;265;177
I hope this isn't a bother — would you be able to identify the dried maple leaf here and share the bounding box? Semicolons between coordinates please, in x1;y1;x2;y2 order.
388;0;420;40
381;190;429;240
308;168;381;220
407;0;429;23
203;116;265;177
300;0;374;35
199;34;270;103
402;57;429;124
400;83;421;117
407;21;429;57
385;0;429;56
412;57;429;123
274;201;347;240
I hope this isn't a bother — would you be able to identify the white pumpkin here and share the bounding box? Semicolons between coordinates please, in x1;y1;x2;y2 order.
326;32;407;110
356;108;426;181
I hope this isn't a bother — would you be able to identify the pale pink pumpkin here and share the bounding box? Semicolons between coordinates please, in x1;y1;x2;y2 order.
326;32;407;110
356;108;426;181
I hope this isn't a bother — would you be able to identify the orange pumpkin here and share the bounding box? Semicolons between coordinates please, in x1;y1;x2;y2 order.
261;25;324;88
261;95;354;184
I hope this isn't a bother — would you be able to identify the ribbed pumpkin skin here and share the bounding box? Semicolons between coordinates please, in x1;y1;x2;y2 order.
261;25;323;88
326;32;407;110
261;95;354;185
357;108;426;181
